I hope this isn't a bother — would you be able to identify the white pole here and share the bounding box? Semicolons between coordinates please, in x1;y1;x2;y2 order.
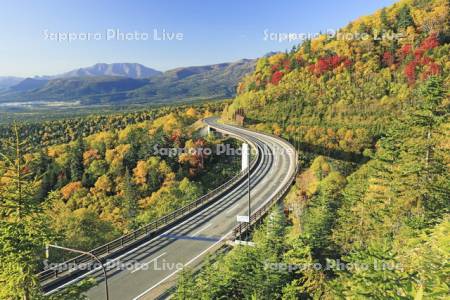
242;143;249;171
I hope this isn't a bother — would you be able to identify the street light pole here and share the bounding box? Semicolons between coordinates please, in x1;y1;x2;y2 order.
46;244;109;300
247;145;251;222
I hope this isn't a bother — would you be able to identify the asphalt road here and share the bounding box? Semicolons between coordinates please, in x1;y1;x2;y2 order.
49;117;297;300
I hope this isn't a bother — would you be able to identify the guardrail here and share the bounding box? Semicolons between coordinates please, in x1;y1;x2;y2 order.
231;133;299;240
38;122;261;288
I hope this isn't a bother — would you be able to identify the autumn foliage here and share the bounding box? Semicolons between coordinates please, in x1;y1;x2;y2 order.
382;51;395;66
309;55;351;76
402;33;441;84
271;71;284;85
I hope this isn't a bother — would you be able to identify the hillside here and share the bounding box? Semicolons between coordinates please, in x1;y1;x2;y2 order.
225;0;449;156
178;0;450;298
0;59;256;106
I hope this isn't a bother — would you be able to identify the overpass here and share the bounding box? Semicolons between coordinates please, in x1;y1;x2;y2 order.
40;117;298;299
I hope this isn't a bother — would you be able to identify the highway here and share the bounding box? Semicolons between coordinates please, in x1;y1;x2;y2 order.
47;117;297;300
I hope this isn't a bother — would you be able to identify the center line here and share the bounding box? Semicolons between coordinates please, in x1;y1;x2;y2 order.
131;252;167;273
192;223;212;236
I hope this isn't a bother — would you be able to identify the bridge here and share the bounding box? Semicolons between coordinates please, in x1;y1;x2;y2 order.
39;117;298;299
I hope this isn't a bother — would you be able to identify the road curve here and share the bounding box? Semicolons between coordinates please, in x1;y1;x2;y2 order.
55;117;297;300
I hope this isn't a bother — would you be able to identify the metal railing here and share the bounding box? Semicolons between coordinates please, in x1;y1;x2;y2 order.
38;124;261;287
232;133;299;239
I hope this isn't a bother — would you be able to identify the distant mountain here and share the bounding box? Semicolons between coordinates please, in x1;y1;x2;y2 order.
56;63;162;79
0;59;256;105
10;78;48;92
0;76;24;89
126;59;257;104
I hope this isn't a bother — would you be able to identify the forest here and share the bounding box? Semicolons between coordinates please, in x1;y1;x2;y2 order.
0;103;243;298
0;101;228;147
177;0;449;299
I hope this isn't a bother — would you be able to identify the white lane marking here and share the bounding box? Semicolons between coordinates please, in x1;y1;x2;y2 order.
45;157;264;296
192;223;212;236
132;233;231;300
45;121;296;297
43;141;263;295
132;138;296;299
44;205;227;294
130;252;167;274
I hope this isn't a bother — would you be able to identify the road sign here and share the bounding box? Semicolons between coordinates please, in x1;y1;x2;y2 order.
237;215;249;223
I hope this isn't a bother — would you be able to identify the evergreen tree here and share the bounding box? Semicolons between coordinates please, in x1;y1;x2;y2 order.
38;163;58;201
380;7;390;31
0;125;54;299
33;148;51;177
303;39;311;55
174;268;196;300
123;168;138;229
331;242;411;299
282;238;328;299
81;171;95;188
69;138;85;181
302;171;345;259
259;204;287;257
394;76;449;222
397;5;414;29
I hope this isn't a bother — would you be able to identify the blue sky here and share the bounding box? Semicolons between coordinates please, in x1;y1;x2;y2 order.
0;0;397;77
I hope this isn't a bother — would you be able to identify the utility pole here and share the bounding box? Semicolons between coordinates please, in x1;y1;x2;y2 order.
46;244;109;300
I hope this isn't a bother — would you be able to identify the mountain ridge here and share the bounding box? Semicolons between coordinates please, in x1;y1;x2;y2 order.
0;59;256;106
56;63;162;79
